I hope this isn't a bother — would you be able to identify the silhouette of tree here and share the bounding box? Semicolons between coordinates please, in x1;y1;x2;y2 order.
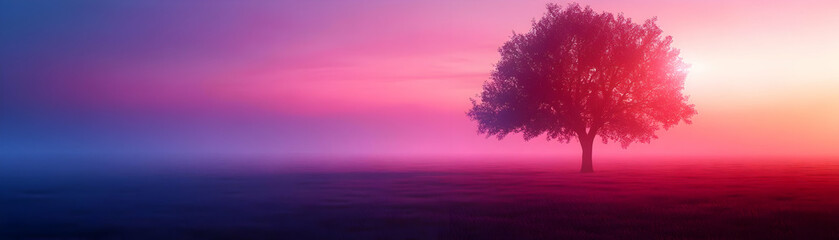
468;3;696;172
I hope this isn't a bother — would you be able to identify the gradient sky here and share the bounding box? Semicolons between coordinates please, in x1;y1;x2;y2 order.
2;0;838;159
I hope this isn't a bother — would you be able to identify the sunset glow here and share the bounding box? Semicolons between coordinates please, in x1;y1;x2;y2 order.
4;1;839;239
2;0;838;158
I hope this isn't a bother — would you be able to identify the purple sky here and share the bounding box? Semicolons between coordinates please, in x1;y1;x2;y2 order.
2;0;839;159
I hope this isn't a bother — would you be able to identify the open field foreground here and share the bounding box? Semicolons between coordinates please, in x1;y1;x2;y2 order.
3;157;839;239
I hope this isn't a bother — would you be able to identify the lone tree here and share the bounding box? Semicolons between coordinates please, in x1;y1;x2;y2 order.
468;3;696;173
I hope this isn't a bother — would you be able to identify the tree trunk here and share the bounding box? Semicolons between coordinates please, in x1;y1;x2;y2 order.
580;135;594;173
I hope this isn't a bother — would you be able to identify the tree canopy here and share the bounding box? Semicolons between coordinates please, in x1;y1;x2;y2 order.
468;3;696;171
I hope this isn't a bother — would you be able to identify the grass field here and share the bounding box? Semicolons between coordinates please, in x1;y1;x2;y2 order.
2;157;839;239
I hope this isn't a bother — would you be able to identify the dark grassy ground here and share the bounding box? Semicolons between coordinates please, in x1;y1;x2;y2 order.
2;157;839;239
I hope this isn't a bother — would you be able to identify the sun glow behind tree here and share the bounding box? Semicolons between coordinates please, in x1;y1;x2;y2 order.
468;3;696;172
1;0;838;159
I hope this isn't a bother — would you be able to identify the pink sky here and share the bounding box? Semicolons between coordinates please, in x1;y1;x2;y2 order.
212;0;839;158
2;0;838;158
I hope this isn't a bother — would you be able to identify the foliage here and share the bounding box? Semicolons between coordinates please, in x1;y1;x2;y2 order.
468;3;696;148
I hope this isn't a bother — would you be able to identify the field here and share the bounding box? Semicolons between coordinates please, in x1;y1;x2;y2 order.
3;157;839;239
